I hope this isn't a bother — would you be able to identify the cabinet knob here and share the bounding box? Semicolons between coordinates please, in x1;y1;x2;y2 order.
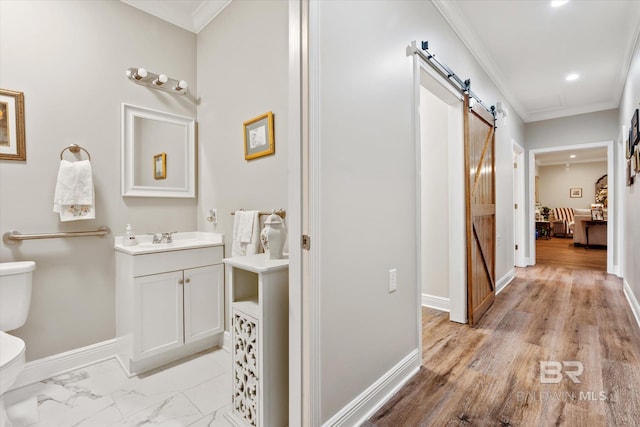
185;278;191;284
178;279;184;285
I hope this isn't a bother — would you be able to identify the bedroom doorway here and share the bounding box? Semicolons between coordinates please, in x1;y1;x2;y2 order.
416;60;466;326
528;142;615;274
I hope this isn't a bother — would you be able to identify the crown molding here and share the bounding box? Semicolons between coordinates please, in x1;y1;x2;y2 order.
120;0;231;34
193;0;232;33
431;0;529;122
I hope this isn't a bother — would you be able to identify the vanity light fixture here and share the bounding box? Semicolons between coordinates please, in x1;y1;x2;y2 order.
126;67;188;95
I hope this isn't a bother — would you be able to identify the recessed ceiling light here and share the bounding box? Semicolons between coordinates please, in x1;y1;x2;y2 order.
570;154;576;158
566;73;580;81
551;0;569;7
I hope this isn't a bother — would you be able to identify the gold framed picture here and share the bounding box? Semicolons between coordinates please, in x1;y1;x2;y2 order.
243;111;274;160
153;153;166;180
0;89;26;161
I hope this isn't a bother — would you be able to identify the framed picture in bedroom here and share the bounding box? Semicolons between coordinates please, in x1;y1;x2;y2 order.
569;187;582;198
0;89;26;161
243;111;275;160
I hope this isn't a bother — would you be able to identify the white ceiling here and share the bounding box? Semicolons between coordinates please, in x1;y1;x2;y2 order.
122;0;640;124
535;147;607;166
434;0;640;123
120;0;231;34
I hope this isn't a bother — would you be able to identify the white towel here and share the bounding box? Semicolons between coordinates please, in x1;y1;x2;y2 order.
53;160;95;222
232;211;260;256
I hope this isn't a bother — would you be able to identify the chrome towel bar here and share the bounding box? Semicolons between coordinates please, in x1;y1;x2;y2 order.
3;226;111;245
231;209;286;219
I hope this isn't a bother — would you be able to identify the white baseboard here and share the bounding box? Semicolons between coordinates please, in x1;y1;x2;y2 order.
623;279;640;330
496;269;516;295
11;338;124;391
421;294;450;312
322;349;420;427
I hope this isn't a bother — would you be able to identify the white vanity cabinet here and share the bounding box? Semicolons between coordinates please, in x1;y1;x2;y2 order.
115;232;224;375
133;264;223;361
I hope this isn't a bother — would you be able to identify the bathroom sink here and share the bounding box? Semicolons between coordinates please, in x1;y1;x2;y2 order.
114;231;224;255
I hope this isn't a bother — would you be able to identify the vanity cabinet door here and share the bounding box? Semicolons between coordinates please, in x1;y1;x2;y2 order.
133;270;185;360
184;264;224;343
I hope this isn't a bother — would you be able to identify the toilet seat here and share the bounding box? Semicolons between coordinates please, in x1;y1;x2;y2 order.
0;331;26;393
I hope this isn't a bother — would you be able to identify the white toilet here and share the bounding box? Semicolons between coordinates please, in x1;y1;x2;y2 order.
0;261;35;427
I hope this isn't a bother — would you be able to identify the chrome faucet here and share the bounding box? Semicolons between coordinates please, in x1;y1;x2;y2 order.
151;231;177;244
162;232;176;243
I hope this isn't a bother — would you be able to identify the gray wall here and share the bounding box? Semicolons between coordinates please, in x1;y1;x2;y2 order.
314;0;524;421
538;161;608;210
420;87;450;299
196;0;289;252
195;0;289;332
525;109;619;150
618;35;640;310
0;0;197;360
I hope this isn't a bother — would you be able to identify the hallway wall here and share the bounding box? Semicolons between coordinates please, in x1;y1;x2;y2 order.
618;33;640;317
313;0;525;422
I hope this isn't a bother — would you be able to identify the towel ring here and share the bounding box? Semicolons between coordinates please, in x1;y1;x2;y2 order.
60;144;91;161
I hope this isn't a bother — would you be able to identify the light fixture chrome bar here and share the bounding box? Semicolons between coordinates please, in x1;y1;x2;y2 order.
407;41;495;117
126;68;188;95
3;227;111;245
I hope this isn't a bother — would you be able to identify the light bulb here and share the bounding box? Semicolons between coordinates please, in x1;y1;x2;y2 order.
133;68;147;80
153;74;168;86
175;80;188;91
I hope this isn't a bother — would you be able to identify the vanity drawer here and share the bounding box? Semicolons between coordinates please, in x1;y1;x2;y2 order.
133;246;223;277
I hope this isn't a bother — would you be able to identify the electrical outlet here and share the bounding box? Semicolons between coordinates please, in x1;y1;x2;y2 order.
389;268;397;293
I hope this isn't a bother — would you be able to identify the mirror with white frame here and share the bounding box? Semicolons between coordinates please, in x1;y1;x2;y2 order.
121;103;195;198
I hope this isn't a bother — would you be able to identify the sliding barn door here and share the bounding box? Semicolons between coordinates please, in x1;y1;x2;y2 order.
464;94;496;326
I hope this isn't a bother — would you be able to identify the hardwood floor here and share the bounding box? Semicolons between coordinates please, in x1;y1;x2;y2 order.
536;235;606;271
366;264;640;426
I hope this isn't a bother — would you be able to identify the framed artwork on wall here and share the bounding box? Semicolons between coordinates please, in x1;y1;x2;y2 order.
0;89;26;161
631;108;639;148
243;111;275;160
569;187;582;198
153;152;166;180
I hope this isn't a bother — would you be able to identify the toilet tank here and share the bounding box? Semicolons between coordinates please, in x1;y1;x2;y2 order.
0;261;35;331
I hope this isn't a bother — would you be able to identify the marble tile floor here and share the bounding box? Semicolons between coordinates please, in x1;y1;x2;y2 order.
4;348;233;427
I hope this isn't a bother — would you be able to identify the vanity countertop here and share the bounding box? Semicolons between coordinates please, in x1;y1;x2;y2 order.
114;231;224;255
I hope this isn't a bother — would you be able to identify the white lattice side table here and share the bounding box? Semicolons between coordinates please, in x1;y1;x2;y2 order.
223;254;289;427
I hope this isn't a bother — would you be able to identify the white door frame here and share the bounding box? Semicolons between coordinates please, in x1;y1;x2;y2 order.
513;141;526;267
287;0;310;425
527;140;617;275
413;57;466;327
